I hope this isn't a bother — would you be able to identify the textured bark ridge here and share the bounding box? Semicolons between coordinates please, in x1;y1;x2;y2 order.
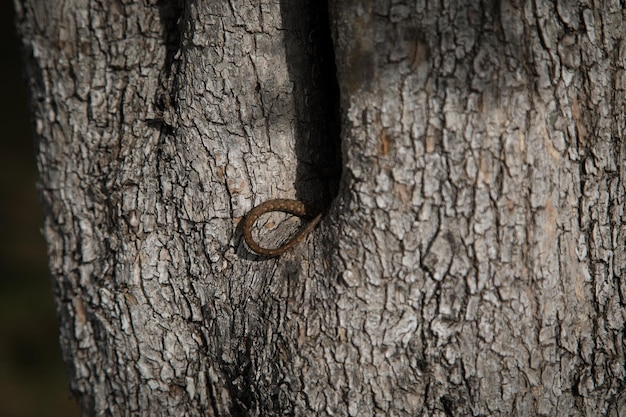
15;0;626;416
326;1;626;416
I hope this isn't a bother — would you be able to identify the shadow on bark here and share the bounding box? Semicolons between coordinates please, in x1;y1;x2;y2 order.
280;0;342;213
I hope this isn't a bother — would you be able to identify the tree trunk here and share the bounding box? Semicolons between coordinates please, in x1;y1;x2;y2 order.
15;0;626;416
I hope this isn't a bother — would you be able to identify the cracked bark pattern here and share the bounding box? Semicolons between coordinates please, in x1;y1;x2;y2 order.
326;1;626;416
15;0;626;416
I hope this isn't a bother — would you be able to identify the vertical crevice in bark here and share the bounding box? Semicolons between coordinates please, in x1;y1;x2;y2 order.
280;0;342;212
155;0;185;125
158;0;184;76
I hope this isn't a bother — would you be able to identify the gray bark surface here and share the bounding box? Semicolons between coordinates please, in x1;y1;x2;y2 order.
15;0;626;416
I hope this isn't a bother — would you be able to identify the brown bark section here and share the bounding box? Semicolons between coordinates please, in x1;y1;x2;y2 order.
326;1;626;415
15;0;626;416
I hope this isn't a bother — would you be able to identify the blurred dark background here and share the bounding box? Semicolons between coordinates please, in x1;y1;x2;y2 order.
0;1;79;415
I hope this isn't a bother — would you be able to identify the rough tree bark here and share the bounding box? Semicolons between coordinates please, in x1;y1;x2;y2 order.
15;0;626;416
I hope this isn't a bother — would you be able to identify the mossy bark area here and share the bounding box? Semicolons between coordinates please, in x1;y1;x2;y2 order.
16;0;626;416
